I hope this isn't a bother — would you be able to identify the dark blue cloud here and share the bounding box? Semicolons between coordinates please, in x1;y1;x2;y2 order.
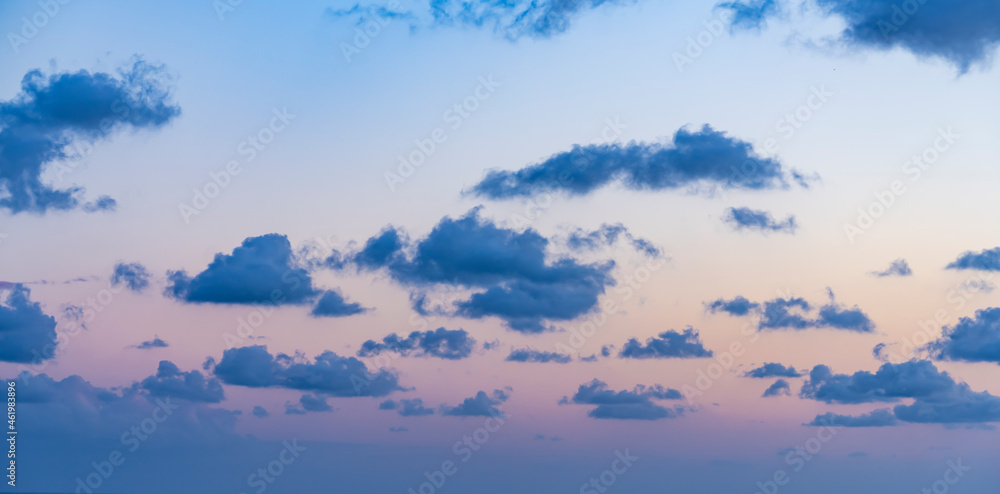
379;398;435;416
800;360;1000;425
560;379;684;420
310;289;370;317
618;327;713;359
808;409;899;427
0;58;179;214
430;0;634;40
212;345;403;397
111;262;151;292
927;308;1000;364
946;248;1000;271
358;327;476;360
352;227;405;270
354;208;615;333
286;394;333;414
138;361;225;403
565;223;663;258
133;336;169;349
751;293;876;333
705;296;759;316
745;363;803;378
166;234;319;305
0;284;57;363
871;259;912;277
722;207;797;234
506;348;572;364
716;0;778;30
252;405;269;418
762;379;791;397
469;125;799;200
441;389;510;417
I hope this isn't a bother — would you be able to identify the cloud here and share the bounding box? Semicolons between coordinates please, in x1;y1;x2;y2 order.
565;223;663;258
132;337;169;350
469;125;800;200
946;248;1000;271
926;308;1000;364
286;394;333;414
618;327;714;359
351;227;406;270
716;0;779;30
0;284;57;363
212;345;403;397
722;207;797;234
745;363;803;378
252;406;269;418
111;262;152;292
379;398;435;416
166;234;319;305
441;389;510;417
763;379;791;397
751;293;875;333
352;208;615;333
705;296;760;316
310;289;370;317
358;328;476;360
0;58;179;214
800;360;1000;425
138;361;225;403
560;379;684;420
871;259;912;277
505;348;572;364
433;0;634;40
808;409;899;427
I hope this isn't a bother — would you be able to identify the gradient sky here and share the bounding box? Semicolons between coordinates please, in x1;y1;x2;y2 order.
2;0;1000;493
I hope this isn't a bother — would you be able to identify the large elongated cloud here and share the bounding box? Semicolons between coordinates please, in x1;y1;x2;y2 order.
800;360;1000;425
350;208;615;333
469;125;799;200
0;59;179;214
212;345;402;397
744;362;803;378
946;248;1000;271
357;328;477;360
926;308;1000;365
0;284;57;363
560;379;684;420
707;292;875;333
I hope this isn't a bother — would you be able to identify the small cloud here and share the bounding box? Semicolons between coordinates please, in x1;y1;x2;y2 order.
132;337;168;350
722;207;797;234
870;259;912;278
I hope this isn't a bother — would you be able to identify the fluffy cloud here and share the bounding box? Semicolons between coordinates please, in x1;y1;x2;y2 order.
763;379;791;397
946;248;1000;271
358;328;476;360
560;379;684;420
745;363;803;378
871;259;912;277
506;348;572;364
138;361;225;403
350;208;615;333
807;409;899;427
379;398;435;416
926;308;1000;364
166;234;319;305
310;289;370;317
111;262;152;292
0;59;179;213
618;328;713;359
722;207;797;234
718;293;875;333
212;345;403;397
565;223;662;258
800;361;1000;425
441;389;510;417
470;125;801;200
0;284;57;363
705;296;759;316
286;394;333;414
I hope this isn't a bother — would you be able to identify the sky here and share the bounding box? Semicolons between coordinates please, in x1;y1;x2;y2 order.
1;0;1000;493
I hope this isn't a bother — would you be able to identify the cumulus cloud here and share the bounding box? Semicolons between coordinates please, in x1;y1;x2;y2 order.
358;328;476;360
212;345;403;397
946;248;1000;271
0;284;57;363
111;262;151;292
808;409;899;427
252;406;269;418
348;208;615;333
310;289;370;317
166;234;320;305
926;308;1000;365
744;293;875;333
470;125;801;200
286;394;333;414
705;296;760;316
618;327;713;359
132;337;169;350
560;379;684;420
441;389;510;417
0;58;179;214
871;259;912;277
506;348;572;364
565;223;662;258
138;361;225;403
722;207;797;234
745;363;803;378
763;379;791;397
800;360;1000;425
379;398;435;416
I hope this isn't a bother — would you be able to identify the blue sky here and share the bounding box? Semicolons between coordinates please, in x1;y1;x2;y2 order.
1;0;1000;493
